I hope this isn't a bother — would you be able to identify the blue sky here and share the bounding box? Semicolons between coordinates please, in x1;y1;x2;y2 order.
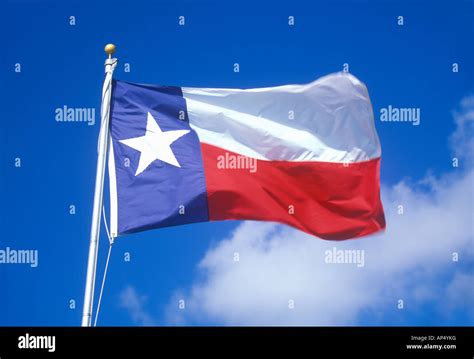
0;0;472;326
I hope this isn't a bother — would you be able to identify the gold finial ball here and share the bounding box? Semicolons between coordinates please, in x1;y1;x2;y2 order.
104;43;116;55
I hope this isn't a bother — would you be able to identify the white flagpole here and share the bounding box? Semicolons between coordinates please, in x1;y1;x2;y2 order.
82;44;118;327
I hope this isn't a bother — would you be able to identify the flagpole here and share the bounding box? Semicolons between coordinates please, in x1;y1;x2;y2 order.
82;44;118;327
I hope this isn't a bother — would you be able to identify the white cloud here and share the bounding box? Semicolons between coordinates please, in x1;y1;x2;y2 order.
450;95;474;166
166;96;474;325
443;272;474;317
119;286;155;326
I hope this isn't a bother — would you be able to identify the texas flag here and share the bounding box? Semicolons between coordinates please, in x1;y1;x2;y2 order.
107;72;385;240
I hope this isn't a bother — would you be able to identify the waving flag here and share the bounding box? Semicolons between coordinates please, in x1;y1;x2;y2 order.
107;72;385;240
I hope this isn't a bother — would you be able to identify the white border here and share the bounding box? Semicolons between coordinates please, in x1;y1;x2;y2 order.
108;135;118;237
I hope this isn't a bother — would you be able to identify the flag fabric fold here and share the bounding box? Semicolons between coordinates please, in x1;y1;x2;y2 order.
108;72;385;240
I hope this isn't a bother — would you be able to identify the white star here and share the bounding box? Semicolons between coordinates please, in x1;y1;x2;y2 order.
119;112;190;176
